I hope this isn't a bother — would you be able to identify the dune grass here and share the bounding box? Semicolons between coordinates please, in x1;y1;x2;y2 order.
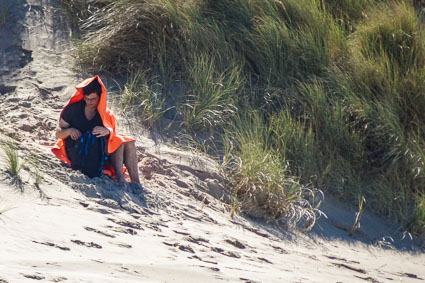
180;53;242;132
62;0;425;237
224;112;322;228
0;139;24;179
26;153;46;198
118;70;169;129
0;138;26;191
0;139;47;195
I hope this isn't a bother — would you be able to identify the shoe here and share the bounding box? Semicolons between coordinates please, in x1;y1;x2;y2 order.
129;182;144;194
117;181;129;190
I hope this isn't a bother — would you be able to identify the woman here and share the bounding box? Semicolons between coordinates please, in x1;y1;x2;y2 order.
52;75;141;187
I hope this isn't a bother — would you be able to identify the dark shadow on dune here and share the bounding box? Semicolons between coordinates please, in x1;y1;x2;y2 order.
307;196;424;252
0;0;28;88
212;193;424;253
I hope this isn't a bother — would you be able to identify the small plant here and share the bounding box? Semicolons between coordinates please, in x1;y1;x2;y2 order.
28;154;43;186
0;138;25;188
26;153;47;198
349;195;366;236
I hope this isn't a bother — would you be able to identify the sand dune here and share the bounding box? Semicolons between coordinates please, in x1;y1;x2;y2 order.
0;1;424;282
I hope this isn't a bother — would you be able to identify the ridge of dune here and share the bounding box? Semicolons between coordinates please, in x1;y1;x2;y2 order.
0;1;424;283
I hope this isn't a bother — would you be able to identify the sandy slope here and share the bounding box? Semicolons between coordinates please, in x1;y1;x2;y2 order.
0;1;424;282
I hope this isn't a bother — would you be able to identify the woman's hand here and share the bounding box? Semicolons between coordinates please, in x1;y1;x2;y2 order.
92;126;110;137
68;128;81;140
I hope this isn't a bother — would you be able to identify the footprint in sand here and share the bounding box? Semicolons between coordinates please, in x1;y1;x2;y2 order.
240;278;261;283
199;265;220;272
32;241;70;251
162;241;195;253
84;226;116;238
188;255;218;265
114;243;132;249
225;239;246;249
22;274;45;280
107;225;138;235
71;240;102;249
211;247;241;259
258;257;273;264
107;218;144;231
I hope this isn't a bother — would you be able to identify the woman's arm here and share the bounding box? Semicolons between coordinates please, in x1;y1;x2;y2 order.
55;118;81;140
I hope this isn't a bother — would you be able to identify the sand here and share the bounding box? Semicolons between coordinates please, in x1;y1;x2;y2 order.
0;1;424;282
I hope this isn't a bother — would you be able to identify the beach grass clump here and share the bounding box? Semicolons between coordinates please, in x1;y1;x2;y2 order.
349;1;425;97
0;138;25;189
59;0;88;27
339;1;425;220
323;0;376;28
268;108;318;184
180;54;243;132
118;70;169;129
231;0;334;87
0;139;47;196
268;80;367;199
226;112;322;229
0;139;23;178
58;0;110;32
75;0;195;75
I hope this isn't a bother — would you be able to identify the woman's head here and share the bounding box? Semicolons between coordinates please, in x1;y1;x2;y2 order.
83;78;102;96
83;78;102;109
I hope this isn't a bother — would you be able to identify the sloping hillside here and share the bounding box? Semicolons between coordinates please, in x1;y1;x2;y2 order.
0;1;424;282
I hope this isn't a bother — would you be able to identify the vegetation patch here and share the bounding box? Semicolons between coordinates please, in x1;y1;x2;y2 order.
60;0;425;237
0;138;25;188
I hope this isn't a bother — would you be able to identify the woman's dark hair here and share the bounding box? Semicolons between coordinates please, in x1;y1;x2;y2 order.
83;78;102;96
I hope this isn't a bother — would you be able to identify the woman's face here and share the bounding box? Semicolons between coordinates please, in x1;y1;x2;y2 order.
84;93;100;109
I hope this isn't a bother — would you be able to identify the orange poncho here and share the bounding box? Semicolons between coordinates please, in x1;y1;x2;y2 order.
52;75;134;176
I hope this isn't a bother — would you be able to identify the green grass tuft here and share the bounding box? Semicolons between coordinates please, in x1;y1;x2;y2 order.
180;54;242;132
0;139;24;179
225;112;322;229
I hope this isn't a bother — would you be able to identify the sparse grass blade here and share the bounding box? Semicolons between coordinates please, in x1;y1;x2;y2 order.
27;153;47;198
408;194;425;238
0;3;9;28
